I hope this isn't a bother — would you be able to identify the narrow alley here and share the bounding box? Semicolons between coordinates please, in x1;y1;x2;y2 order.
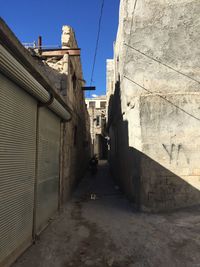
13;161;200;267
1;1;200;266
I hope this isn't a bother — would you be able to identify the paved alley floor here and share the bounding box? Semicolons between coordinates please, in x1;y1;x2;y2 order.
13;161;200;267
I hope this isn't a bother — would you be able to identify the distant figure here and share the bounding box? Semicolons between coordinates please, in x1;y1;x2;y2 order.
89;155;98;175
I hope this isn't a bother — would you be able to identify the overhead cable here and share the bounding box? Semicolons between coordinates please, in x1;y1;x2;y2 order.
124;75;200;121
90;0;105;86
124;43;200;86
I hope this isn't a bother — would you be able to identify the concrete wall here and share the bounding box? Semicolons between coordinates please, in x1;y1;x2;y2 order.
107;0;200;211
106;59;114;120
36;26;91;203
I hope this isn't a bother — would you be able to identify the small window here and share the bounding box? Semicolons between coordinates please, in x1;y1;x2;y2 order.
89;101;95;108
100;101;106;108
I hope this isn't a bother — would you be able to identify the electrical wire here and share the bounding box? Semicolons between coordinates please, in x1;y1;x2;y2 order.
121;1;200;122
90;0;105;88
124;43;200;86
123;0;138;70
124;75;200;121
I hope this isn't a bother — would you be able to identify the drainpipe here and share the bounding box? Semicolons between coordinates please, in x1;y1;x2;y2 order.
0;43;72;122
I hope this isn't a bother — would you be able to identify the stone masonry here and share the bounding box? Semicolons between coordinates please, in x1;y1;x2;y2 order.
34;25;91;203
107;0;200;212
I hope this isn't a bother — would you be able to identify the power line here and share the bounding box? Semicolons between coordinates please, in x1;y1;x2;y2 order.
124;75;200;121
90;0;105;87
119;1;200;122
123;0;138;70
124;43;200;86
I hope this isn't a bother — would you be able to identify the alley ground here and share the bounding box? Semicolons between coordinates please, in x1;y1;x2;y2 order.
13;161;200;267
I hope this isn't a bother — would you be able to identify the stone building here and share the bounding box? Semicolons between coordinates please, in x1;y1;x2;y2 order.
0;18;90;267
85;96;107;159
33;25;91;202
107;0;200;212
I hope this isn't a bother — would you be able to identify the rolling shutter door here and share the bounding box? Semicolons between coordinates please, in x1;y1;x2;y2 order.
36;107;60;234
0;73;37;266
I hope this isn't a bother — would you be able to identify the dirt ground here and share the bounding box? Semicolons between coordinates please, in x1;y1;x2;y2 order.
13;161;200;267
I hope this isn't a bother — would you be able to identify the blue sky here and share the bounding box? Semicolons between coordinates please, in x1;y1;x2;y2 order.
1;0;120;97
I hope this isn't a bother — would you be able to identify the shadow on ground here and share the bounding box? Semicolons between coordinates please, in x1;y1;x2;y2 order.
13;161;200;267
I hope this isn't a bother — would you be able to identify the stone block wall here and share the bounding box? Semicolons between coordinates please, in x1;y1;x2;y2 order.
36;25;91;203
107;0;200;211
140;93;200;211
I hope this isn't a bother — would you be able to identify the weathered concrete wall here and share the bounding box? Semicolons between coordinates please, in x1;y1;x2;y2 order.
60;26;91;202
106;59;114;120
140;93;200;211
107;0;200;211
38;26;91;203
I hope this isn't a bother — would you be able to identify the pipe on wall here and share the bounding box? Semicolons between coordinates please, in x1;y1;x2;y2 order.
0;44;71;121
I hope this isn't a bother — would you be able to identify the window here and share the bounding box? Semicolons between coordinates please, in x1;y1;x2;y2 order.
100;101;106;108
89;101;95;108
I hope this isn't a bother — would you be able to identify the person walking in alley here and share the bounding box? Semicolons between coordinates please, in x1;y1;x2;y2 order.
89;154;98;175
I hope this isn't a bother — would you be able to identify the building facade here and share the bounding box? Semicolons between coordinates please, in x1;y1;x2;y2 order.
107;0;200;212
34;25;91;202
85;96;107;159
0;19;90;267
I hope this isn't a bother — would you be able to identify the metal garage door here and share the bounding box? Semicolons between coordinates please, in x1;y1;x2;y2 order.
0;72;37;266
36;107;60;234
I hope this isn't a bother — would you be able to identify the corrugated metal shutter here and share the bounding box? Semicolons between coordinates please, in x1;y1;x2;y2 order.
36;107;60;234
0;44;71;121
0;72;37;266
